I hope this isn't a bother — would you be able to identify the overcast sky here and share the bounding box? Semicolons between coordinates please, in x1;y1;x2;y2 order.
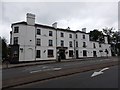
0;1;118;43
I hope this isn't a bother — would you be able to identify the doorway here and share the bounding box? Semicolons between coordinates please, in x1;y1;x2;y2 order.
76;50;79;59
93;51;97;57
59;49;66;59
83;50;87;57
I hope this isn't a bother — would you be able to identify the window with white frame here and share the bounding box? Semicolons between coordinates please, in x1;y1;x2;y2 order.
69;34;72;38
83;42;86;48
69;41;72;47
14;27;19;33
36;38;41;46
76;41;78;47
61;32;64;37
48;49;54;57
36;50;41;58
14;37;18;44
49;40;53;46
49;31;53;36
37;29;41;35
83;34;85;39
61;40;64;47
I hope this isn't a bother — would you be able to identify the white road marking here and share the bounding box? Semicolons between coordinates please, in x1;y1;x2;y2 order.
91;67;109;77
42;66;49;69
30;67;62;73
52;68;62;70
30;70;42;73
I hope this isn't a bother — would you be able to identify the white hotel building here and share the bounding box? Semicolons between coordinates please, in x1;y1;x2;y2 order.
9;13;111;63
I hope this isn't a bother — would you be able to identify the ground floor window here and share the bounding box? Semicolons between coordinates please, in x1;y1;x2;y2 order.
83;50;87;56
36;50;41;58
48;49;54;57
69;50;73;57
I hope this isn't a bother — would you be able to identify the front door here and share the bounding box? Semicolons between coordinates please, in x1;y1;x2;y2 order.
59;50;66;59
83;50;87;57
76;50;79;59
93;51;97;57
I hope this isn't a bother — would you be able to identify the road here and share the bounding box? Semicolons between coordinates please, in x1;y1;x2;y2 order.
14;65;119;88
3;57;118;80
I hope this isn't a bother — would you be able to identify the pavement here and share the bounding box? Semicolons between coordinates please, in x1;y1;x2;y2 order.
2;56;118;69
14;65;118;88
2;57;119;89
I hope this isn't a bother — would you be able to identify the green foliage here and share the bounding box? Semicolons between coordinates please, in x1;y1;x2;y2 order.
103;27;120;56
103;27;114;44
89;29;104;43
2;37;8;59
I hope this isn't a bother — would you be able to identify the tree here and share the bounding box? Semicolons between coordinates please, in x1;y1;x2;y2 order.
112;31;120;56
89;29;104;43
103;27;114;44
2;37;8;60
103;27;120;56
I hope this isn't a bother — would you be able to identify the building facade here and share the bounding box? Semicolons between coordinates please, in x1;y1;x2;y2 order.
9;13;111;63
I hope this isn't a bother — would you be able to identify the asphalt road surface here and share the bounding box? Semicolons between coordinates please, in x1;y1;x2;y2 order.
3;57;118;80
14;65;118;88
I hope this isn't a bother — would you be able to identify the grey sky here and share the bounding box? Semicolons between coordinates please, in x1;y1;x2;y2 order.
0;1;118;43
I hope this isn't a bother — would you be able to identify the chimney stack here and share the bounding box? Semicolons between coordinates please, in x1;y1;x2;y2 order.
52;22;57;29
82;28;86;33
26;13;35;25
67;27;70;30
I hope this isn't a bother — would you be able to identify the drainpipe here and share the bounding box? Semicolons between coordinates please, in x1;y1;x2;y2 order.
56;29;58;62
35;26;37;62
74;39;76;59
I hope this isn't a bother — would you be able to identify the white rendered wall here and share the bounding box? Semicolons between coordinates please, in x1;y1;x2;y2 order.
35;27;56;60
56;30;75;59
11;24;112;62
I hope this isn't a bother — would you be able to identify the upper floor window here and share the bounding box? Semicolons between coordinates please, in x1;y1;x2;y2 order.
48;49;54;57
61;40;64;47
76;34;78;39
83;42;86;48
14;27;19;33
49;31;53;36
93;43;96;48
14;37;18;44
69;41;73;47
69;34;72;38
36;38;41;46
61;32;64;37
83;34;85;39
49;40;53;46
76;41;78;47
37;29;41;35
36;50;41;58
